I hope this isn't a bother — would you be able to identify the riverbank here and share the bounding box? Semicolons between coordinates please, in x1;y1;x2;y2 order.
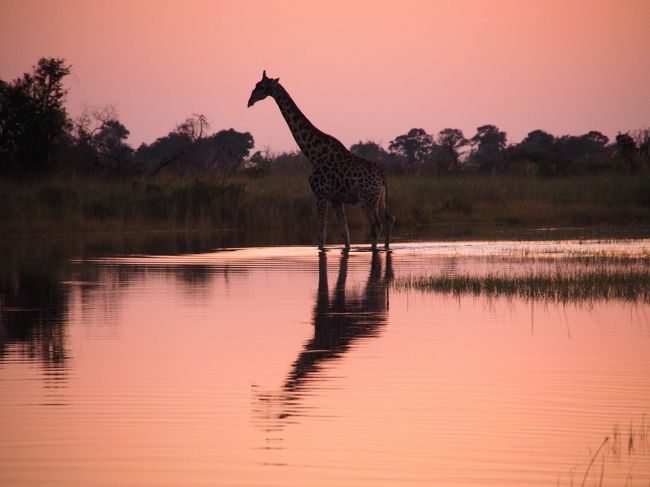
2;173;649;238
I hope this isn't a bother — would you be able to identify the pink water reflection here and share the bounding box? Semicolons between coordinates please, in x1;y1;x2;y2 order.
1;241;649;486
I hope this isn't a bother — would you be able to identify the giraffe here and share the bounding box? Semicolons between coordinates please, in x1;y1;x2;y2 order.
247;71;395;251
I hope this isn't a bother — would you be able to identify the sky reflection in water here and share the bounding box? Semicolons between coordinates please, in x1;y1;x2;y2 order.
1;239;649;486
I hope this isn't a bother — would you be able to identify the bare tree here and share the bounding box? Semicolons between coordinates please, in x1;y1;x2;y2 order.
72;105;133;174
74;104;118;141
175;113;210;142
149;114;211;175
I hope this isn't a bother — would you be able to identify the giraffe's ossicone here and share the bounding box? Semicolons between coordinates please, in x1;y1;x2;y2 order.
248;71;395;251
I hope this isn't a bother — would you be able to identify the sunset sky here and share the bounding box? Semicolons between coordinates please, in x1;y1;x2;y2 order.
1;0;648;152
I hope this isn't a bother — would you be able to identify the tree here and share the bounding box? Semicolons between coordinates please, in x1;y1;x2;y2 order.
74;105;119;142
615;132;637;171
205;128;254;172
140;132;193;174
350;140;389;162
69;105;134;174
246;148;274;175
435;128;468;173
92;120;132;171
388;128;433;166
349;140;396;171
511;129;561;175
0;57;72;173
631;128;650;168
469;124;507;172
519;129;555;152
139;114;209;175
139;122;254;175
584;130;609;147
176;113;210;142
556;131;609;161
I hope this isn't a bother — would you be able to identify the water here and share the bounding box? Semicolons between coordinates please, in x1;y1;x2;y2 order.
1;238;649;486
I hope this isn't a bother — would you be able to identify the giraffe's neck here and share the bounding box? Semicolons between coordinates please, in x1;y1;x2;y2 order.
271;84;347;162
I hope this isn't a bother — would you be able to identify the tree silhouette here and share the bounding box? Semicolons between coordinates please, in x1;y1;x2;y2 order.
70;105;134;174
137;121;254;175
435;128;468;173
512;129;561;175
508;129;616;176
585;130;609;147
389;128;433;166
350;140;395;170
556;131;609;163
205;128;254;172
519;129;555;152
615;132;637;171
469;124;507;172
140;114;209;174
139;132;193;174
176;113;210;142
631;128;650;168
350;140;389;162
0;58;71;174
3;57;647;179
92;120;132;171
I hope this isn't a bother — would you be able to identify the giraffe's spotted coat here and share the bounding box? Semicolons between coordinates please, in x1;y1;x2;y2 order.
248;72;395;250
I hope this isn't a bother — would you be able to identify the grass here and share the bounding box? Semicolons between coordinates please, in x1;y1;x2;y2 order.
387;173;650;228
1;172;650;237
394;269;650;303
0;172;312;235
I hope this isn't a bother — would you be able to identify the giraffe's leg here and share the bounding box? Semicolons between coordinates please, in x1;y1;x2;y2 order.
361;199;382;251
316;199;329;251
383;211;395;250
331;202;350;251
379;191;395;250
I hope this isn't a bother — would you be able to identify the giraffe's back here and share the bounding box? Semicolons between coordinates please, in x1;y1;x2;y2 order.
309;154;385;205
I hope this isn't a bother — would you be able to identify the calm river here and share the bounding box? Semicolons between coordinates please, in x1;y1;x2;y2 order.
1;238;649;486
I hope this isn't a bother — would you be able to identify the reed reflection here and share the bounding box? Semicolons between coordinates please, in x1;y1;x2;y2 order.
256;251;393;430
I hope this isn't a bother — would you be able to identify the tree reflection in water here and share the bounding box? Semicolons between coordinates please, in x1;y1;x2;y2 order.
0;265;70;398
0;267;69;368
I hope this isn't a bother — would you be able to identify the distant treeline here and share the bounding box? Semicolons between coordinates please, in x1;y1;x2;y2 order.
2;57;649;178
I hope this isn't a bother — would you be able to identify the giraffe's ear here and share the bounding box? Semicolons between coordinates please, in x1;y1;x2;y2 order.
262;70;268;80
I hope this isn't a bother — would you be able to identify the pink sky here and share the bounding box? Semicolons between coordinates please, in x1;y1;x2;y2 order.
1;0;648;152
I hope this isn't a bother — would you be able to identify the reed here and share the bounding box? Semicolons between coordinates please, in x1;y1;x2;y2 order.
580;436;609;487
563;414;648;487
394;269;650;302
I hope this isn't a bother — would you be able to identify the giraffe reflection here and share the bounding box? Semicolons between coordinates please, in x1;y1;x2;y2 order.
255;252;393;429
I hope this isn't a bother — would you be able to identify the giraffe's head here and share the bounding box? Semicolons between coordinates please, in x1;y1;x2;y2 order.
247;70;279;107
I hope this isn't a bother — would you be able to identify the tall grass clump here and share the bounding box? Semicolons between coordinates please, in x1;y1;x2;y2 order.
395;269;650;303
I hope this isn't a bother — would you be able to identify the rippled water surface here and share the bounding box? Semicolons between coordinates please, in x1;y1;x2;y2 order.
1;239;650;486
